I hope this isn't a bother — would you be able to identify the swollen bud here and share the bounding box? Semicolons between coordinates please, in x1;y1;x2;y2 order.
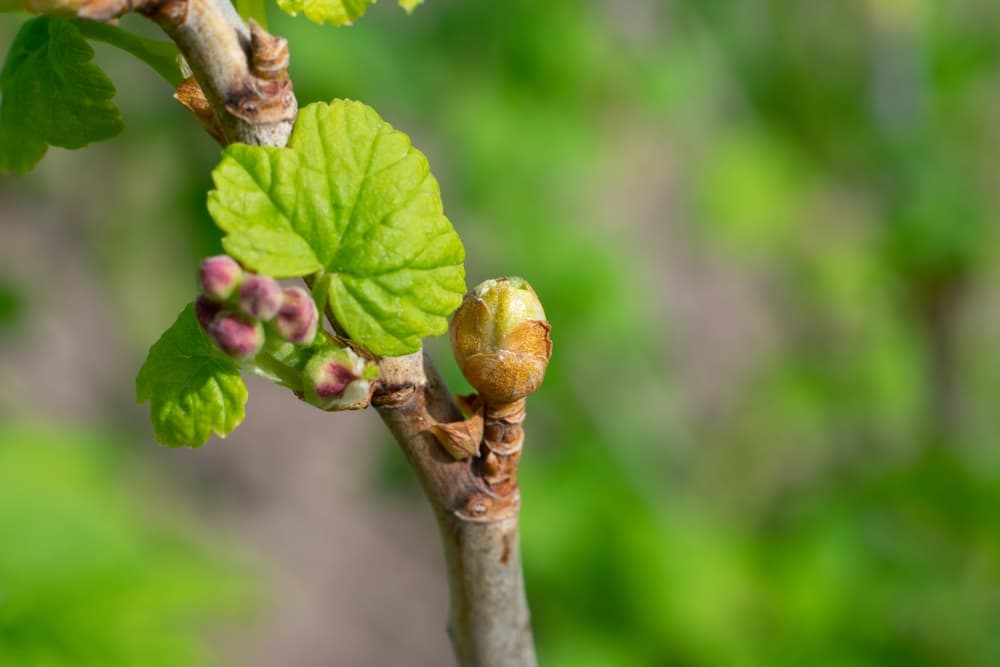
238;274;283;322
273;286;318;346
450;277;552;403
208;311;264;360
303;347;377;410
199;255;243;302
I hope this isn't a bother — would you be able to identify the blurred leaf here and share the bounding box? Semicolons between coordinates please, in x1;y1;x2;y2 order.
696;129;807;257
274;0;373;26
0;16;122;173
0;423;252;666
0;276;22;329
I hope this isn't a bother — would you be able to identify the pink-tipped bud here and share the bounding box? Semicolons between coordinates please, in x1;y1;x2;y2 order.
274;286;318;346
194;295;223;331
238;274;283;322
199;255;243;302
208;311;264;360
303;347;376;410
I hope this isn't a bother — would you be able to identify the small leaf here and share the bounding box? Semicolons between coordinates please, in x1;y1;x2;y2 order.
0;17;123;174
136;304;248;447
274;0;373;26
207;100;466;356
398;0;423;13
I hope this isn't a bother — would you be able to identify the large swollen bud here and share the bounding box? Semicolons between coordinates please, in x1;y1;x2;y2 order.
273;286;318;346
449;277;552;404
199;255;243;302
302;346;377;411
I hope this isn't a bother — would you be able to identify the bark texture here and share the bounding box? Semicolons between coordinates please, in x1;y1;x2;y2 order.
375;352;537;667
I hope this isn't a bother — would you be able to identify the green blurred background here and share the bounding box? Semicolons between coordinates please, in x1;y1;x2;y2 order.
4;0;1000;664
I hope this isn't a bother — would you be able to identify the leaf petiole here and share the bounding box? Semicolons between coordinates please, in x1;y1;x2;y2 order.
73;19;183;87
250;350;304;392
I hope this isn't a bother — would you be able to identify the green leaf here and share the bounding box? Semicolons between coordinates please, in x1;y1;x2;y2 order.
136;303;248;447
273;0;425;25
274;0;373;26
0;17;123;174
208;100;466;356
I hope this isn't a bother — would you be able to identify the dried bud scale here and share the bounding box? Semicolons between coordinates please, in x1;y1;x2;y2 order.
450;277;552;404
273;286;319;346
249;19;290;82
199;255;243;301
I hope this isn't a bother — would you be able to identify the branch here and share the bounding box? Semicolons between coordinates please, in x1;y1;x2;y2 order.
374;352;537;666
71;0;295;146
48;0;539;661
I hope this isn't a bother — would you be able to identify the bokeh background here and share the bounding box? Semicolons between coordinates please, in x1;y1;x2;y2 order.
3;0;1000;664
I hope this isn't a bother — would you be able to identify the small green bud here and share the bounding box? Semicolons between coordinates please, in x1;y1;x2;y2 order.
208;311;264;360
238;274;283;322
303;347;376;411
199;255;243;302
274;286;318;346
449;277;552;404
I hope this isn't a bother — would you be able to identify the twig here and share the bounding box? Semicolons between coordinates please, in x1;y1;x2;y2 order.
76;0;295;146
54;0;538;660
374;352;537;667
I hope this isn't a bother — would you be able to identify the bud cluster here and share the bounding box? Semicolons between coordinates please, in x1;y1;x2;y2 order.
196;255;319;360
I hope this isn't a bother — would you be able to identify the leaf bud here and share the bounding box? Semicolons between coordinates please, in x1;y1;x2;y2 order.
303;347;377;410
273;286;319;346
238;274;283;322
199;255;243;302
450;277;552;403
208;311;264;360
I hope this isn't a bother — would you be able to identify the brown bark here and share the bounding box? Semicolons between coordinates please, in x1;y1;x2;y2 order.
374;353;537;667
76;0;295;147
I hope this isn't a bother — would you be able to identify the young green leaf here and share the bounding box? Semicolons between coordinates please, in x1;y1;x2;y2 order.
208;100;465;356
136;303;249;447
0;17;123;174
274;0;372;26
274;0;425;26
